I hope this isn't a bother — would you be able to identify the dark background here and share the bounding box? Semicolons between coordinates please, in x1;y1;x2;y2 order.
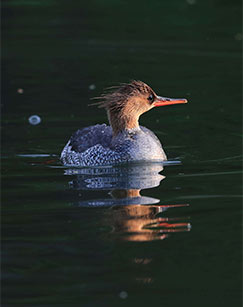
2;0;242;306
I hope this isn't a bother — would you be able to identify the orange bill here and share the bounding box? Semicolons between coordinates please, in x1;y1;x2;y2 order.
154;96;188;107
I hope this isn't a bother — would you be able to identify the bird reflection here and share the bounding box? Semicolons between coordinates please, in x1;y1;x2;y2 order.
106;189;190;241
65;162;191;242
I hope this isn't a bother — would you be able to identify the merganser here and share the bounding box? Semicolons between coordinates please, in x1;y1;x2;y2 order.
61;80;187;166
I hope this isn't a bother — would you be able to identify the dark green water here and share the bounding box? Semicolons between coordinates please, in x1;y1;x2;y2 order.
2;0;242;306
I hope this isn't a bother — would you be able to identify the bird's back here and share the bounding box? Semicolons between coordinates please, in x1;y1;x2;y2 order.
69;124;113;153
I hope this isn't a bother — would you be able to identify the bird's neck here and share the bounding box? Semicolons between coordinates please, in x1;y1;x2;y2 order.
107;109;139;136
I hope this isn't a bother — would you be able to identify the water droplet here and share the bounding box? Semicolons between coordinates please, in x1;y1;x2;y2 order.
17;88;24;94
89;84;96;90
119;291;128;299
28;115;41;125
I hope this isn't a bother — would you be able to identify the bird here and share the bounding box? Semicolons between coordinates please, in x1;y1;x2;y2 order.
61;80;187;167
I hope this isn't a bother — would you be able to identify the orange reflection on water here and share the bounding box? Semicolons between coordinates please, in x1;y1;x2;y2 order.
106;190;191;242
134;258;152;265
135;277;153;284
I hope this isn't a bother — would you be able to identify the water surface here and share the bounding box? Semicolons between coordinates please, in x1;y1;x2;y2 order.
2;0;242;306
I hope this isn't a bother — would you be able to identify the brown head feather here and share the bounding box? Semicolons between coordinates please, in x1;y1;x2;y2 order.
92;80;156;110
91;80;157;135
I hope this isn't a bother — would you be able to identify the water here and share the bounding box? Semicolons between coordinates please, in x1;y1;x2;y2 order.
2;0;242;306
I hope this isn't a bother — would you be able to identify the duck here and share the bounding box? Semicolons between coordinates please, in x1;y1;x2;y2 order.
61;80;187;166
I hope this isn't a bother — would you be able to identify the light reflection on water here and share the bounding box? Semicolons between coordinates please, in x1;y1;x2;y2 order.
65;162;191;241
2;0;242;304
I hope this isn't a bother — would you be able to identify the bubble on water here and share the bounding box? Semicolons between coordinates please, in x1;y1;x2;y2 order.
89;84;96;90
28;115;41;125
119;291;128;299
186;0;196;4
17;88;24;94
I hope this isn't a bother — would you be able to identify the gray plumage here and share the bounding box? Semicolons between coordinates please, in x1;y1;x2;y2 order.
61;124;166;166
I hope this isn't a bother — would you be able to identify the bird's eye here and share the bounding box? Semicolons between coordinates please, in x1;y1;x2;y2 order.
147;94;154;103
